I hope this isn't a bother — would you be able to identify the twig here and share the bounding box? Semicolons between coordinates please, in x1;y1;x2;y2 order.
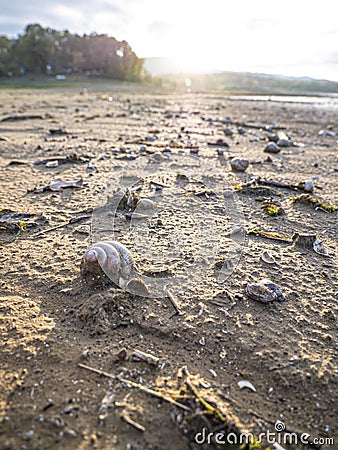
258;179;298;190
119;377;190;411
182;367;226;423
79;363;116;380
131;349;159;366
121;412;145;432
164;287;183;316
30;215;91;238
78;363;190;411
0;114;45;122
247;228;292;243
219;119;286;131
268;360;299;372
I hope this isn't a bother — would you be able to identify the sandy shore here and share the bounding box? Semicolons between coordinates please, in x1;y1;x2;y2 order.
0;87;337;449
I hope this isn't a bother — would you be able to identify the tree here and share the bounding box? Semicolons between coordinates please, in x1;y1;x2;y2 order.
0;23;144;80
0;36;15;76
15;24;61;73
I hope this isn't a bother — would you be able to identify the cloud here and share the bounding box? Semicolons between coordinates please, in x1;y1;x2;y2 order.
245;17;281;30
147;21;174;36
0;0;337;80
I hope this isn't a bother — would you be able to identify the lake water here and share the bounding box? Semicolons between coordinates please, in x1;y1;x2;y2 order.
228;95;338;109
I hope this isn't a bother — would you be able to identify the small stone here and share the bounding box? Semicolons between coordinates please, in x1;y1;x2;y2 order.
276;131;293;147
303;180;314;192
264;142;280;154
224;128;233;136
230;157;249;172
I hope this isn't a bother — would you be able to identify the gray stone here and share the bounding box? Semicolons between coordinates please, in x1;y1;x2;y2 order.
230;157;249;172
264;142;280;154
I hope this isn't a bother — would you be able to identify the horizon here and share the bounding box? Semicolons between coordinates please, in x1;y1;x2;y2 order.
1;0;338;82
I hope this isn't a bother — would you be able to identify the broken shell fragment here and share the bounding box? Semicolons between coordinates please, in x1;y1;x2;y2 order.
238;380;256;392
313;239;329;256
46;160;59;168
261;251;275;264
73;224;91;234
126;277;149;296
80;240;133;287
246;279;285;303
230;157;249;172
137;198;155;210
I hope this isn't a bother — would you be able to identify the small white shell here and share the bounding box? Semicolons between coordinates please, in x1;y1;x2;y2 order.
73;224;90;234
46;160;59;168
261;250;275;264
238;380;256;392
313;239;329;256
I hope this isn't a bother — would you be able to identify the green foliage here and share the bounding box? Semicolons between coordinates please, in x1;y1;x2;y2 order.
164;72;338;94
0;24;144;81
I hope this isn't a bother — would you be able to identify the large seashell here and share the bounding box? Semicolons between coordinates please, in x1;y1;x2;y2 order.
246;278;285;303
80;240;133;287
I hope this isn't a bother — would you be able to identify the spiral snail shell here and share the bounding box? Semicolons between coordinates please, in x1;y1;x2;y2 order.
80;240;133;287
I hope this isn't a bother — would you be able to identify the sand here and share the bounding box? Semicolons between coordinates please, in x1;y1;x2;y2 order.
0;86;337;449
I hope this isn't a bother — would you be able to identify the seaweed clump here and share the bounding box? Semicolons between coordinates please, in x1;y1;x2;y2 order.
291;194;338;212
261;201;285;216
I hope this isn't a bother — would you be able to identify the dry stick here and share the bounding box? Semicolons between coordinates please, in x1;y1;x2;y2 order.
79;363;116;379
164;287;182;316
118;377;190;411
78;363;190;412
30;215;91;238
182;367;226;423
268;360;299;372
121;412;146;432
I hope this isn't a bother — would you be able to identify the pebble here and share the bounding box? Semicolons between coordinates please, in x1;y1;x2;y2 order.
230;157;249;172
303;180;314;192
264;142;280;154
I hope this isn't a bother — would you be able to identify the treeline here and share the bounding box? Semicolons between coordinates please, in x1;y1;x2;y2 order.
165;72;338;94
0;24;144;80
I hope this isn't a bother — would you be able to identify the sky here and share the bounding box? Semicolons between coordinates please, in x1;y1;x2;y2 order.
0;0;338;81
